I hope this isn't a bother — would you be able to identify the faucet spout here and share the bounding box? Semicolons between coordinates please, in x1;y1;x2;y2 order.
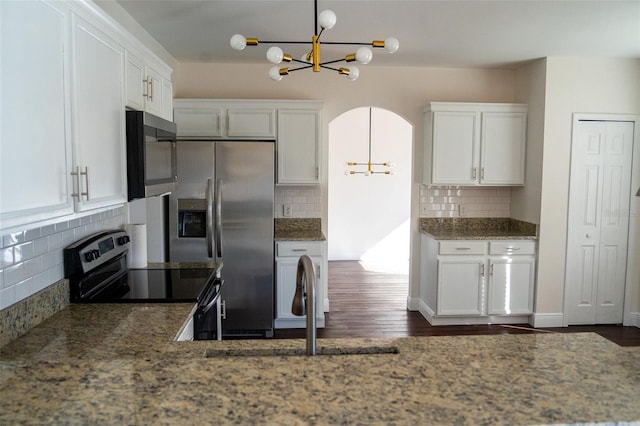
292;255;316;356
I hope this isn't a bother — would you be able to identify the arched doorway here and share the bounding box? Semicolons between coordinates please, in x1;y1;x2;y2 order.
328;106;412;280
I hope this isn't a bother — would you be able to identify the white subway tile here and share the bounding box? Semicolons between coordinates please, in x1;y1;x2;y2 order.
14;241;34;262
24;227;41;241
14;277;35;301
0;285;16;310
41;224;56;237
3;231;24;247
48;233;64;251
0;247;13;268
3;263;25;288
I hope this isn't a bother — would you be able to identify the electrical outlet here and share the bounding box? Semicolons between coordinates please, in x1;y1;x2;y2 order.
459;204;469;217
283;204;292;217
420;204;430;216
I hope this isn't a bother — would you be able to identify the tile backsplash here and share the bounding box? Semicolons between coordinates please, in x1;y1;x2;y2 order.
419;185;511;218
0;208;125;310
275;186;321;218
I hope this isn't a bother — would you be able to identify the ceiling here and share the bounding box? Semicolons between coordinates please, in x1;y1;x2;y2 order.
114;0;640;69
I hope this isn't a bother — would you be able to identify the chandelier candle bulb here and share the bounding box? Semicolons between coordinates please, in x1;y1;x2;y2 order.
318;9;336;29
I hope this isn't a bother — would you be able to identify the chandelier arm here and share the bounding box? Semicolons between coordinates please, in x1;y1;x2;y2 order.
259;40;314;45
319;58;349;66
319;64;342;72
287;65;315;72
319;41;376;46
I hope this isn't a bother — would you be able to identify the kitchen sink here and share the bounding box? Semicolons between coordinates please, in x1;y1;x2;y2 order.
203;345;399;357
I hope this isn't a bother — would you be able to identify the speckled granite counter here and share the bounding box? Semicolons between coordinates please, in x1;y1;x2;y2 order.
420;217;538;240
1;303;639;425
274;218;325;241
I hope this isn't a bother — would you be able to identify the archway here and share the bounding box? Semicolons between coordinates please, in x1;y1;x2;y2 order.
328;107;413;274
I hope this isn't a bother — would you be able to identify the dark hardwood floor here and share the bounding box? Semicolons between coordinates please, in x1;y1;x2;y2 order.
273;260;640;346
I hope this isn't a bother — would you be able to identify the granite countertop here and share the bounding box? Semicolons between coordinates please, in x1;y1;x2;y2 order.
1;303;639;425
420;217;538;240
274;218;325;241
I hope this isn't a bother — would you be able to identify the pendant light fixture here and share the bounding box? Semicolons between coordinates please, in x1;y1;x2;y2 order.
345;108;395;176
229;0;399;81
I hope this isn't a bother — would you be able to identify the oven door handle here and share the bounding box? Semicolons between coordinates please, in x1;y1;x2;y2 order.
206;178;214;258
200;279;223;314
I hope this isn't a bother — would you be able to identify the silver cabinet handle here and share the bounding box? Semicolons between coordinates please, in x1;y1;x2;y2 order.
291;249;308;252
148;78;153;101
480;263;485;277
71;166;89;200
490;263;494;276
220;300;227;319
505;247;521;251
455;247;471;251
472;167;477;180
143;78;149;98
480;168;485;179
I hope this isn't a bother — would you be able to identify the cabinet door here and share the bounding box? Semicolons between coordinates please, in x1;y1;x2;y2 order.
143;65;163;118
1;0;73;227
431;111;479;185
161;78;173;121
228;108;276;138
276;258;299;320
437;258;485;315
71;15;127;211
487;256;535;315
277;109;321;185
276;257;324;321
480;112;527;185
125;51;145;111
174;107;223;138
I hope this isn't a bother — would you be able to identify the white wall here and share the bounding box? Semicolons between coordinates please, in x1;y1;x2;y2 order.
534;57;640;323
328;107;412;262
174;62;517;301
513;59;547;224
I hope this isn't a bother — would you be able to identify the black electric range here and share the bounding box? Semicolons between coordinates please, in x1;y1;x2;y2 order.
64;229;222;339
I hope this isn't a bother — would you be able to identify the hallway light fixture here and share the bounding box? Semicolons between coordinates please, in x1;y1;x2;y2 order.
229;0;399;81
345;108;395;176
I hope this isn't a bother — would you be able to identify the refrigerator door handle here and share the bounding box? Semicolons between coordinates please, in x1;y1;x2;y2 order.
215;178;223;259
206;178;214;258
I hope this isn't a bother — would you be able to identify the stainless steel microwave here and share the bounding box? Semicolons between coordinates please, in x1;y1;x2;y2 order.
126;110;177;201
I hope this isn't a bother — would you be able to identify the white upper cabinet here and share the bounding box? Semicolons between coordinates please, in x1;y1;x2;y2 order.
70;13;127;211
125;52;173;121
424;102;527;186
1;0;175;231
174;100;275;140
0;0;74;228
174;99;322;186
277;107;321;185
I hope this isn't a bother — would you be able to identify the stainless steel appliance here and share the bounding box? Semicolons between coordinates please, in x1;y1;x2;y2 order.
63;229;223;340
169;140;275;338
126;111;177;201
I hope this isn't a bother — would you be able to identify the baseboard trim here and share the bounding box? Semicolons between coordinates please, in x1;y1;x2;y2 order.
628;312;640;328
530;313;564;328
406;296;420;311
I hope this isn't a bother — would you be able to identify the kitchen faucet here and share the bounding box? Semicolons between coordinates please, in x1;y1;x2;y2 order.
292;255;316;356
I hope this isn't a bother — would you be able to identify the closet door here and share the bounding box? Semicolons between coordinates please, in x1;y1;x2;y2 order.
565;120;634;324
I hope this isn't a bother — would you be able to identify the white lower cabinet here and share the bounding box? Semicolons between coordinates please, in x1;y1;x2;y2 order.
420;236;536;325
275;241;326;329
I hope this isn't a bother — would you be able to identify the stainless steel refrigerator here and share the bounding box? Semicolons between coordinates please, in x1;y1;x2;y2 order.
169;140;275;338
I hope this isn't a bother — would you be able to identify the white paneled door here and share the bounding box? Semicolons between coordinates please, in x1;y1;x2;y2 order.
566;120;634;324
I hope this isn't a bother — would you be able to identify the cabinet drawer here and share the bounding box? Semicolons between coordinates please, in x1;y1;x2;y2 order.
439;241;486;255
489;241;536;255
276;242;323;257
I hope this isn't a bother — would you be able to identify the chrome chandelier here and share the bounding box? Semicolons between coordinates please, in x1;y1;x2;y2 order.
229;0;399;81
